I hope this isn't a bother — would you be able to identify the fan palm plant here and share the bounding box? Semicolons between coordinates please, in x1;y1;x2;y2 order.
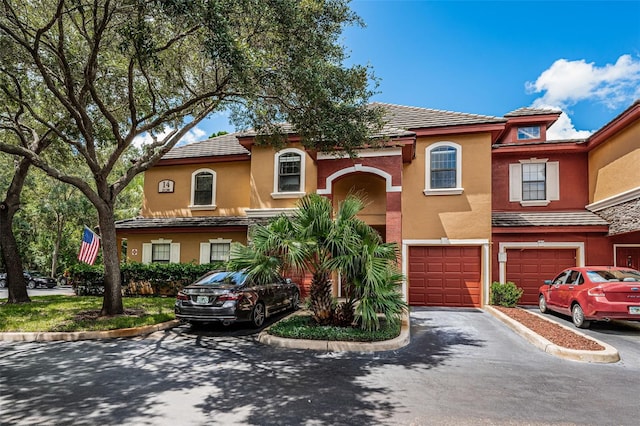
228;193;406;329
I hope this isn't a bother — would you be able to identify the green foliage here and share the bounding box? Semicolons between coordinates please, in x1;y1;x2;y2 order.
490;281;524;307
268;314;401;342
0;295;175;332
69;262;224;296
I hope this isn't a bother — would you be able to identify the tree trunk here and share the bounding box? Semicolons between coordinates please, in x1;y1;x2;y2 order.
309;270;334;325
50;214;64;278
0;159;32;304
97;207;124;316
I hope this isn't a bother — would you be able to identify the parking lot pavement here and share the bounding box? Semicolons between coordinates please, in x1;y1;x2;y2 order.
1;306;640;425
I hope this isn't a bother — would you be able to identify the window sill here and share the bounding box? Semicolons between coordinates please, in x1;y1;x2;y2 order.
189;204;217;211
423;188;464;196
271;191;306;199
519;200;550;207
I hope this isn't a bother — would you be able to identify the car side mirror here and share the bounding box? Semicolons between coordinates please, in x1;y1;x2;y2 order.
543;280;552;285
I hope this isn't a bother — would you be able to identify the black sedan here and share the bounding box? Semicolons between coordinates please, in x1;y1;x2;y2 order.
0;271;57;289
174;270;300;328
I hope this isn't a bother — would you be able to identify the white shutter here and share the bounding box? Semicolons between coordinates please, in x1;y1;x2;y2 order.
199;242;211;265
509;163;522;202
142;243;152;264
170;243;181;263
546;161;560;201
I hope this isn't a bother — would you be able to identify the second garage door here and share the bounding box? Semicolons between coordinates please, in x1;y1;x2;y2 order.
408;246;481;307
505;249;576;305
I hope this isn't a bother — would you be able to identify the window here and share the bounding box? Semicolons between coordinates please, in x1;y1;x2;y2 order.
190;169;216;208
152;243;171;264
522;163;546;201
210;242;230;262
509;159;559;206
142;239;180;264
272;148;306;198
199;238;232;264
424;142;463;196
517;126;540;140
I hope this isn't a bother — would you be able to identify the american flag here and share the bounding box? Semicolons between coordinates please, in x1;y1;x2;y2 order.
78;226;100;265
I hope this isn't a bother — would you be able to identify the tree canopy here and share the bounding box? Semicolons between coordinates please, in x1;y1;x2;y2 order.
0;0;382;315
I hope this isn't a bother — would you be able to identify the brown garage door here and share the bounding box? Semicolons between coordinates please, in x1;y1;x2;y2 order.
408;246;481;307
506;249;576;305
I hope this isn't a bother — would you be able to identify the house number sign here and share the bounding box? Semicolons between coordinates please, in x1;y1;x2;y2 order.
158;179;175;193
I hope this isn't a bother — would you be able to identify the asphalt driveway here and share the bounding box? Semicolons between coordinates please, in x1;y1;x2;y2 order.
1;307;638;425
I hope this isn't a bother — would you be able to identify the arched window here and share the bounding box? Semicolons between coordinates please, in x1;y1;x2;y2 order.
424;142;463;196
191;168;216;208
272;148;306;198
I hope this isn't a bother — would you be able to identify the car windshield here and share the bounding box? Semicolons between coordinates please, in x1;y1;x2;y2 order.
195;271;247;286
586;269;640;283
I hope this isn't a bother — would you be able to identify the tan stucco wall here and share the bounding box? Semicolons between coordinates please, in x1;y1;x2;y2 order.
402;133;492;240
119;231;248;264
589;120;640;203
249;144;317;209
333;173;387;225
142;161;251;217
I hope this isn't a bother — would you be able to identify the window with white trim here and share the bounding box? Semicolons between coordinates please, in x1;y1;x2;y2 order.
509;159;559;206
199;239;232;264
272;148;306;199
517;126;541;140
190;168;216;208
424;142;463;196
142;239;180;264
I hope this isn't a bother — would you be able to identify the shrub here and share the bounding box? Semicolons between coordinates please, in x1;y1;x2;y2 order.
490;281;524;307
69;262;225;296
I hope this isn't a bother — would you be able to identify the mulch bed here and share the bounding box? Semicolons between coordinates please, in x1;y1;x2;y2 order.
494;306;605;351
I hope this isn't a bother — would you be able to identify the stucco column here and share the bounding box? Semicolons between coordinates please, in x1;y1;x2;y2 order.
386;191;402;244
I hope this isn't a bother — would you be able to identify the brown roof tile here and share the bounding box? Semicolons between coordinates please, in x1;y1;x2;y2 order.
115;216;250;229
162;133;250;160
492;211;609;227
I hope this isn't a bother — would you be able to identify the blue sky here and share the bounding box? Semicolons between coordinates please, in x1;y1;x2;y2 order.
192;0;640;143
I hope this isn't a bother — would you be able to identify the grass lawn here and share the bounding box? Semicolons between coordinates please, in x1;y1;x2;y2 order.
0;295;175;332
268;313;402;342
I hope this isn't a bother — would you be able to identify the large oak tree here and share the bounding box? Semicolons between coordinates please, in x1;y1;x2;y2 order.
0;0;381;315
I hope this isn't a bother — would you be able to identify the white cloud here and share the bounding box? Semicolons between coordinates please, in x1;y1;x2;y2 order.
132;126;208;148
525;55;640;139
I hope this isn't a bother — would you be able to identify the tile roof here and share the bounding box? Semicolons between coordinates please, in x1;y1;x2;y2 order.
115;216;250;229
504;107;562;117
492;211;609;227
373;102;506;129
162;133;250;160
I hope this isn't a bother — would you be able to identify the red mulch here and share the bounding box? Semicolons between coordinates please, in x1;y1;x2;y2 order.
494;306;605;351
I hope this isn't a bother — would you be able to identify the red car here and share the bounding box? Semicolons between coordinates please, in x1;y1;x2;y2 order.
538;266;640;328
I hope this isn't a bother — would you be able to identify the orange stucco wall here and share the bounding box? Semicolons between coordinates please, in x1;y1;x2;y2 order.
332;173;387;225
589;120;640;203
402;134;492;240
249;144;318;209
142;161;251;217
118;230;248;264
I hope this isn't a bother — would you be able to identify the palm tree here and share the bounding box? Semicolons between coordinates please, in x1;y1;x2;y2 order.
229;193;406;329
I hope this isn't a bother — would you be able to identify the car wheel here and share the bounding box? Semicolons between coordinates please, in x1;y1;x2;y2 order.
290;291;300;310
27;280;36;289
0;279;5;288
538;294;548;314
572;304;591;329
251;302;266;328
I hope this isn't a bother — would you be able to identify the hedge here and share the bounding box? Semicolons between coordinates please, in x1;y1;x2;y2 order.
68;262;225;296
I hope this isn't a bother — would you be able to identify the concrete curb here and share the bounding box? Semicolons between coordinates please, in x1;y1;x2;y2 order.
485;306;620;363
0;320;181;342
257;314;411;352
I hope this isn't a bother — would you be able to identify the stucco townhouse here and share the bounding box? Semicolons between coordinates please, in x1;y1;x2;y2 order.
115;101;640;308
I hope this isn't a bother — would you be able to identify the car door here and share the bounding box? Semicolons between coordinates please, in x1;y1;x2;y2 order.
557;270;583;310
546;270;570;308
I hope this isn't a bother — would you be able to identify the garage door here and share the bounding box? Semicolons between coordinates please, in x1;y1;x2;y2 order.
506;249;576;305
408;246;481;307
